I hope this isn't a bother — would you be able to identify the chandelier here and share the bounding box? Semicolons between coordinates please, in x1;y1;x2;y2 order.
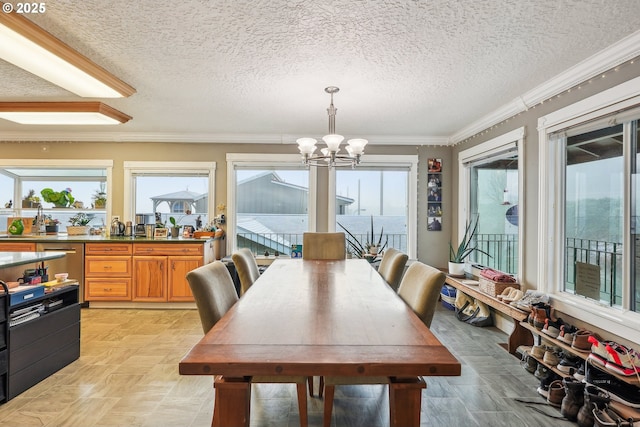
296;86;368;168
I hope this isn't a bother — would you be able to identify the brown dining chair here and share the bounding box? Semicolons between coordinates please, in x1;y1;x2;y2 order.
377;248;409;291
231;248;261;296
186;261;310;427
320;262;446;427
302;232;346;260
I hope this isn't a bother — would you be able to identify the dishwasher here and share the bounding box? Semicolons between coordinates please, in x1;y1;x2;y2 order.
36;242;85;304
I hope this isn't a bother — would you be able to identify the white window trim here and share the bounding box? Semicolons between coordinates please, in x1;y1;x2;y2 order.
0;158;113;221
327;154;418;259
226;153;317;255
123;161;216;224
458;127;525;281
538;75;640;343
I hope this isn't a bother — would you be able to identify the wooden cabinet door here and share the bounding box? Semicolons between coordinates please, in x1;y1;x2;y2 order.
0;243;36;251
168;256;201;302
132;256;167;302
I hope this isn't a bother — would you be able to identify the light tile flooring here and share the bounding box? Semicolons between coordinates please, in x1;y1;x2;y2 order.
0;305;577;427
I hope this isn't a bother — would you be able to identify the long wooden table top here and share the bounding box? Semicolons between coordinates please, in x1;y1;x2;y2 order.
180;258;461;378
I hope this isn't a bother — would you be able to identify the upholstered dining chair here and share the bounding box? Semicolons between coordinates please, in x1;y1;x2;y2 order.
186;261;310;427
302;232;346;260
231;248;261;296
377;248;409;291
320;262;446;427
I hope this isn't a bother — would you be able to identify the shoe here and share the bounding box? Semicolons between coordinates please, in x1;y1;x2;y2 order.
497;286;516;301
534;363;551;380
503;289;523;303
558;323;579;345
573;360;586;381
543;349;560;366
537;372;560;399
604;342;640;377
547;379;566;407
585;360;640;408
541;317;563;338
557;352;582;375
521;353;537;373
592;406;634;427
532;303;553;329
577;385;610;427
531;344;546;359
513;290;549;311
572;330;597;353
588;336;615;367
561;376;585;421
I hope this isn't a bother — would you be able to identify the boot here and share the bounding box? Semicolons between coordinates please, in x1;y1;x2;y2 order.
560;376;584;421
577;385;609;427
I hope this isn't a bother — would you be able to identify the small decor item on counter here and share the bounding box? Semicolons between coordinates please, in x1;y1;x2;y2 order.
4;199;12;208
44;215;60;234
8;218;24;235
22;189;40;208
169;216;182;238
67;212;92;235
54;273;69;283
41;187;74;208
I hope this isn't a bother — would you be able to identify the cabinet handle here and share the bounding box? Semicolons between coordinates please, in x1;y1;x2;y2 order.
103;288;112;291
103;265;112;270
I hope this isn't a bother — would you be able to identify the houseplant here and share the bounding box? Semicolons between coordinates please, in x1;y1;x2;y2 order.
169;216;182;238
338;216;388;261
44;215;60;234
92;184;107;209
41;187;74;208
449;216;491;275
67;212;92;235
22;189;40;208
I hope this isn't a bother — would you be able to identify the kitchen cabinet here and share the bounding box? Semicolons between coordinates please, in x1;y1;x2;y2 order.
0;243;35;252
133;243;211;302
84;243;132;301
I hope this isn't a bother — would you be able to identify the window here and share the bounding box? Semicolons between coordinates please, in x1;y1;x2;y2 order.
124;162;215;229
328;155;418;259
539;75;640;342
0;160;112;233
458;128;524;277
226;154;316;256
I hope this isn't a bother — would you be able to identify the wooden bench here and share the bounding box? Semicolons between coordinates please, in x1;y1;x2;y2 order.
444;275;533;355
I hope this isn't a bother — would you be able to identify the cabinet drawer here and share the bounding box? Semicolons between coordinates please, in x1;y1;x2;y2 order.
85;278;131;300
0;243;36;252
85;243;132;255
85;256;132;277
133;243;203;256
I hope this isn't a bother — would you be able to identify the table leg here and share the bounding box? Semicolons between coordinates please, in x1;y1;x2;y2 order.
508;320;533;355
388;376;426;427
212;376;251;427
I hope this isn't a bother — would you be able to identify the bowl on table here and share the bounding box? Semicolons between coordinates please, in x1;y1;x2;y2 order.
54;273;69;283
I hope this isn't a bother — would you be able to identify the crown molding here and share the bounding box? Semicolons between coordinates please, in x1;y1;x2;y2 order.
449;29;640;145
0;131;449;145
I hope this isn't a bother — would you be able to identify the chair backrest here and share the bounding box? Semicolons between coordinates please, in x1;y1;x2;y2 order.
377;248;409;291
397;262;446;328
186;261;239;334
231;248;261;295
302;232;346;260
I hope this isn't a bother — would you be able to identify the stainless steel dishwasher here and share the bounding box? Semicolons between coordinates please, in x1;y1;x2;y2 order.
35;242;85;304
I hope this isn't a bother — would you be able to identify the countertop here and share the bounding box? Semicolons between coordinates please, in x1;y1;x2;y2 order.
0;251;66;268
0;234;215;243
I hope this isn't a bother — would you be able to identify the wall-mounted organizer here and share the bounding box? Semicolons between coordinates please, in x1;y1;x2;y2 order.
427;158;442;231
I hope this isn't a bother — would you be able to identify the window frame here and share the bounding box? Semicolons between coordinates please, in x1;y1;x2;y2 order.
123;161;216;225
226;153;317;254
538;75;640;342
327;155;418;259
457;127;525;280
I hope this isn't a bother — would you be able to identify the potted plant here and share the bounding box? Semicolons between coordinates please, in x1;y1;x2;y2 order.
92;183;107;209
22;189;41;208
41;187;74;208
169;216;182;238
338;215;388;262
44;215;60;234
67;212;92;235
449;216;491;276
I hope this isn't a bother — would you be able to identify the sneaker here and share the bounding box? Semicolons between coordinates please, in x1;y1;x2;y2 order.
557;352;582;375
604;342;640;377
585;361;640;408
537;372;560;399
588;336;615;367
531;344;546;359
521;353;537;373
573;360;586;381
547;379;566;407
572;330;597;353
543;349;560;366
541;317;563;339
534;363;551;380
513;290;550;311
503;289;523;303
557;323;578;345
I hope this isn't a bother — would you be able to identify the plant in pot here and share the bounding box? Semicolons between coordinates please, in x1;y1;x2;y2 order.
338;215;388;262
41;187;74;208
169;216;182;238
44;215;60;234
92;183;107;209
67;212;92;235
449;216;491;276
22;189;41;208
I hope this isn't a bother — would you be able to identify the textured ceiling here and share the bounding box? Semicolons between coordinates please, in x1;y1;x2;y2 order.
0;0;639;144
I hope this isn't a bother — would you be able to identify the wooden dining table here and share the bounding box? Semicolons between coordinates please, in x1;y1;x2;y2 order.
179;258;461;427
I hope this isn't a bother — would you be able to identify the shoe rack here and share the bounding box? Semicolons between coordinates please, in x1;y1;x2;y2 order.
520;321;640;386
